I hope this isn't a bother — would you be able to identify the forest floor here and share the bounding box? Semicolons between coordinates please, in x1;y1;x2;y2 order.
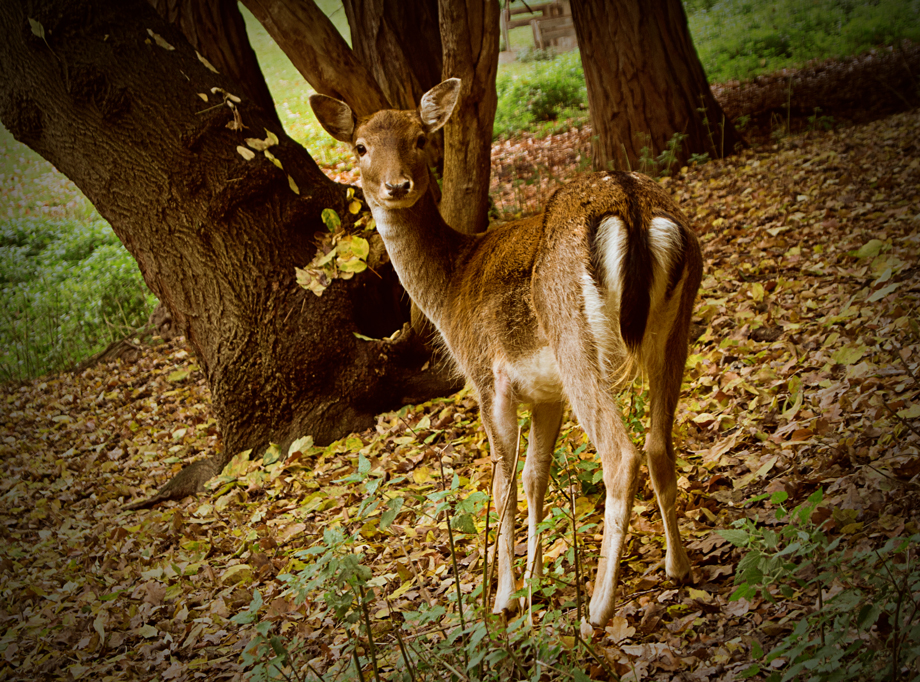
2;66;920;681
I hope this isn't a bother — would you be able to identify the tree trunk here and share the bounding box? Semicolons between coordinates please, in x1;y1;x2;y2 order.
571;0;745;172
240;0;389;117
342;0;442;112
148;0;281;129
0;0;458;503
438;0;500;235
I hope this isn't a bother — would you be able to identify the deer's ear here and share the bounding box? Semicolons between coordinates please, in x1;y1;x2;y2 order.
419;78;461;133
309;94;356;142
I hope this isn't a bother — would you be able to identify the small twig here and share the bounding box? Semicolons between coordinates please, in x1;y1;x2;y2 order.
357;585;382;682
896;350;920;388
483;457;496;611
386;596;417;682
559;448;583;624
499;618;529;679
881;399;920;441
576;630;616;679
437;447;470;672
346;628;366;682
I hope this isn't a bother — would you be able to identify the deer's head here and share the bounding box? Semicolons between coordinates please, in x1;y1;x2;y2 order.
309;79;461;210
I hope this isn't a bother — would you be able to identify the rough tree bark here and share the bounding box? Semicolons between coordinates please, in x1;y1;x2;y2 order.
342;0;442;112
240;0;389;117
571;0;745;172
148;0;281;129
0;0;458;502
438;0;500;235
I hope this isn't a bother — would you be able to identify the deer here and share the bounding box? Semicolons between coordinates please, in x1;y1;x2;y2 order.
310;78;703;628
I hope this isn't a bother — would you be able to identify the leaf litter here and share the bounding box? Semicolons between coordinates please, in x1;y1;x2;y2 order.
1;107;919;680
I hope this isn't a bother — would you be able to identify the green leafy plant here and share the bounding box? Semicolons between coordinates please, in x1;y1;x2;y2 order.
636;131;689;177
232;423;608;681
494;51;588;139
516;46;556;63
720;490;920;681
808;106;836;131
295;188;373;297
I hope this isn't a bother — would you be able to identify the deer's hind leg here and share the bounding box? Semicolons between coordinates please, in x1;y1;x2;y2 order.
641;295;695;584
533;281;643;627
568;384;641;628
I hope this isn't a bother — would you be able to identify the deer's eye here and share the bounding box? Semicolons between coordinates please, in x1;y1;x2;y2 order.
416;135;427;150
355;143;367;156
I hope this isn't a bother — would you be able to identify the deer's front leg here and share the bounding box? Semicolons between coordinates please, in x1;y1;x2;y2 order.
520;401;564;617
480;368;521;615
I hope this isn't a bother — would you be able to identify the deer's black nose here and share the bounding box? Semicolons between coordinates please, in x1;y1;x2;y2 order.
385;180;411;196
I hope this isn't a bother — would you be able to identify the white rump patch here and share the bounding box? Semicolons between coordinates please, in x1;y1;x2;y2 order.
585;215;631;369
647;217;683;305
594;216;628;302
580;272;611;372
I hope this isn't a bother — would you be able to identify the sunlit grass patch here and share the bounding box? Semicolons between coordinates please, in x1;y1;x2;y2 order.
687;0;920;82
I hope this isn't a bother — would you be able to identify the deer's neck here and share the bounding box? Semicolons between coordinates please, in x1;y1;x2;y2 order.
370;189;471;326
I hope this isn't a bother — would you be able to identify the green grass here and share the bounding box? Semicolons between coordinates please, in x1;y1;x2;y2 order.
0;217;155;382
687;0;920;82
241;4;351;168
0;126;156;382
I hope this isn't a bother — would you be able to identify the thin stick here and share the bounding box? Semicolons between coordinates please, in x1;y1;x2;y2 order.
437;448;470;672
357;585;382;682
346;628;366;682
559;447;583;625
483;459;496;611
387;596;417;682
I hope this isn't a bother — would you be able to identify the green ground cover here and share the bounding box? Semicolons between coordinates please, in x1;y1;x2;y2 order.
687;0;920;82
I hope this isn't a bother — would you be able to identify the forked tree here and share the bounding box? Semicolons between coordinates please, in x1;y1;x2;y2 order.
311;79;703;626
0;0;465;502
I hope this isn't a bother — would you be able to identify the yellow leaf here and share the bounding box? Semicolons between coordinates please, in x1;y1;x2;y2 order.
264;149;283;169
605;615;635;642
236;146;256;161
196;51;219;73
348;200;361;214
390;579;416;599
245;136;272;152
898;404;920;420
146;28;175;50
220;564;253;585
687;587;711;601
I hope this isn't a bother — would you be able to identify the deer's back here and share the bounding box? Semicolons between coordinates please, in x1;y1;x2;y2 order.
442;172;696;401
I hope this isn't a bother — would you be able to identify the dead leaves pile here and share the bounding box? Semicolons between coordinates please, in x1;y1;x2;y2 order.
1;109;919;681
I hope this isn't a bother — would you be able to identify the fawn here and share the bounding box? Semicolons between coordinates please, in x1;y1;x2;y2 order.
310;79;702;627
